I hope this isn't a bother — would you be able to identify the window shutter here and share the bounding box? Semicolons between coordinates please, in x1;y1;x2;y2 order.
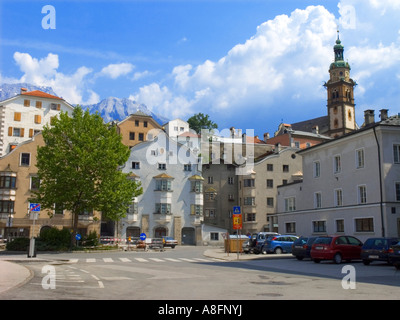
57;104;61;111
36;101;42;109
20;128;25;137
8;127;13;136
34;115;41;124
14;112;21;121
29;129;34;138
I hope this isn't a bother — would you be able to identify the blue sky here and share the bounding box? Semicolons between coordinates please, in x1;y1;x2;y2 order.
1;0;400;137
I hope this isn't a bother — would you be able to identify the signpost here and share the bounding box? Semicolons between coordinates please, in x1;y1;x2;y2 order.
28;203;40;258
232;206;242;260
140;233;147;241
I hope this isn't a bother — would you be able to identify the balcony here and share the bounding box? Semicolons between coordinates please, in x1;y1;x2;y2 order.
153;213;172;224
190;214;204;226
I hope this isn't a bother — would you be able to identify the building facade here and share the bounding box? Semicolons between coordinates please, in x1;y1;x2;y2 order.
0;88;74;156
276;110;400;242
120;131;206;245
0;133;101;241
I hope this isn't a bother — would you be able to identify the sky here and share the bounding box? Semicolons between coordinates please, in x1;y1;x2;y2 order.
1;0;400;138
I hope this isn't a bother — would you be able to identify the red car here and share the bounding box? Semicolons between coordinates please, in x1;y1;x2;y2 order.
311;235;363;264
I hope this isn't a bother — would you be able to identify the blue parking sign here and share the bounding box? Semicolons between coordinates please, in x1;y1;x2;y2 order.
30;203;41;212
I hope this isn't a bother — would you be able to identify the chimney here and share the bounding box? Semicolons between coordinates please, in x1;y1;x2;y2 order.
379;109;388;121
364;109;375;126
20;88;27;94
275;142;282;153
263;132;270;142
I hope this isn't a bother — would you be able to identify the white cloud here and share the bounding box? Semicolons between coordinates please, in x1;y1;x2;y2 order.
12;52;95;105
99;62;134;79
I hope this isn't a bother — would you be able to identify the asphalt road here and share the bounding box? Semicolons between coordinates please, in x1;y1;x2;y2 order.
1;246;400;302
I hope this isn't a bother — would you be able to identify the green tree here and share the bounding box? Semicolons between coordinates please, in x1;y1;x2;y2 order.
187;113;218;134
31;106;142;243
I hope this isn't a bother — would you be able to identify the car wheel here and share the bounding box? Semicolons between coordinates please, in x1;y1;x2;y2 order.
171;245;175;248
313;259;321;263
262;248;267;254
333;253;342;264
362;260;370;265
296;256;304;261
274;247;283;254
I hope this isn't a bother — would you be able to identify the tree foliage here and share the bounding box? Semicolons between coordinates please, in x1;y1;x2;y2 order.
31;106;142;236
187;113;218;133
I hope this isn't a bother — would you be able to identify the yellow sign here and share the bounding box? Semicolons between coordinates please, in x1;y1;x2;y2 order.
233;214;242;230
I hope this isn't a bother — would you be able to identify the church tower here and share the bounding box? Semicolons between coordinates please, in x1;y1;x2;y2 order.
324;32;357;138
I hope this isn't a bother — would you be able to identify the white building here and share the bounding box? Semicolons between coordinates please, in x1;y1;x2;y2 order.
0;88;74;156
163;118;189;139
276;110;400;242
120;131;206;245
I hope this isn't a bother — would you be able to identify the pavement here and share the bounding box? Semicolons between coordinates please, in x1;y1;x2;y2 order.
0;247;292;294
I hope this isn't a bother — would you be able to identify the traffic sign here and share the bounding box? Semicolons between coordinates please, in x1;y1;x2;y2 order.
140;233;146;241
75;233;82;241
233;206;241;215
30;203;41;212
232;206;242;230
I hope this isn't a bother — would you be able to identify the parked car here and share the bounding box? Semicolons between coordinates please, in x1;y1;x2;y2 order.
311;235;363;264
262;235;298;254
162;236;178;248
148;238;164;251
361;237;400;265
292;236;318;260
242;233;258;254
388;241;400;270
253;232;280;254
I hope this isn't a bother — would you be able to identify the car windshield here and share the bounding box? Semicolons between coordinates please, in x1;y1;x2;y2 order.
314;237;332;244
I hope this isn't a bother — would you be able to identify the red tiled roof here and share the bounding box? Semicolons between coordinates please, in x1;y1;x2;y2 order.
21;90;63;100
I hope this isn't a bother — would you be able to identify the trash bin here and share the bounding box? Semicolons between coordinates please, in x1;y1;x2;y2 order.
224;235;248;253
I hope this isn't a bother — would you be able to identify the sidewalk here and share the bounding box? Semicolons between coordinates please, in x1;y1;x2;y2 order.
0;247;293;294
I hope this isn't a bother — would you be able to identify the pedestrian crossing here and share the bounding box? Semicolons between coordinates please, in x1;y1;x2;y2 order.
67;256;218;264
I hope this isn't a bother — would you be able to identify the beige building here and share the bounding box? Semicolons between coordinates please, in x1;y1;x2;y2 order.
0;133;101;241
117;111;163;149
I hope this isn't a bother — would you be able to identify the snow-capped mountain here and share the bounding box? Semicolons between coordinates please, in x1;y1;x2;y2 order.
82;97;169;125
0;83;168;125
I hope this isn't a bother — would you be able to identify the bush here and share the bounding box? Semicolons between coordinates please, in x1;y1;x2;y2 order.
37;227;71;251
6;237;30;251
82;231;99;247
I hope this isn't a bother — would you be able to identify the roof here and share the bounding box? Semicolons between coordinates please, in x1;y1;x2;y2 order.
21;90;63;100
189;175;204;181
153;173;174;179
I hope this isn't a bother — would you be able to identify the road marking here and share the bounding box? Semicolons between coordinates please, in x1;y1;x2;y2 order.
193;258;212;262
134;258;148;262
164;258;182;262
103;258;113;263
179;258;196;262
86;258;96;263
69;259;79;264
119;258;131;262
149;258;164;262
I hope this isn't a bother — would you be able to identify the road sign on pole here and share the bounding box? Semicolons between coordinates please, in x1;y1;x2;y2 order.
232;206;242;230
140;233;147;241
30;203;41;212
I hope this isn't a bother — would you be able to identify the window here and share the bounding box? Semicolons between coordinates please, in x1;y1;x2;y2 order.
358;185;367;204
155;179;172;191
207;176;213;184
20;153;30;166
283;165;289;172
394;144;400;164
155;203;171;214
334;155;341;173
24;99;30;107
0;176;16;189
336;219;344;233
396;182;400;202
138;133;144;141
313;161;321;178
334;189;343;206
35;101;42;109
246;213;256;222
285;222;296;234
191;181;203;193
11;127;24;137
205;209;216;218
54;203;64;215
355;218;374;232
30;176;40;190
34;115;42;124
228;194;235;201
132;162;140;169
356;149;364;169
313;220;326;233
244;179;255;187
244;197;255;206
284;197;296;212
135;120;139;127
205;192;216;201
0;200;14;213
228;177;234;185
158;163;166;170
267;197;274;208
314;192;322;208
184;164;192;171
210;232;219;241
144;121;148;128
129;132;135;140
267;164;273;171
190;205;203;216
266;179;273;188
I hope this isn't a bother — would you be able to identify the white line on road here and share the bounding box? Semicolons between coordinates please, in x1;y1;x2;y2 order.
149;258;164;262
134;258;148;262
86;258;96;263
103;258;113;263
119;258;131;262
